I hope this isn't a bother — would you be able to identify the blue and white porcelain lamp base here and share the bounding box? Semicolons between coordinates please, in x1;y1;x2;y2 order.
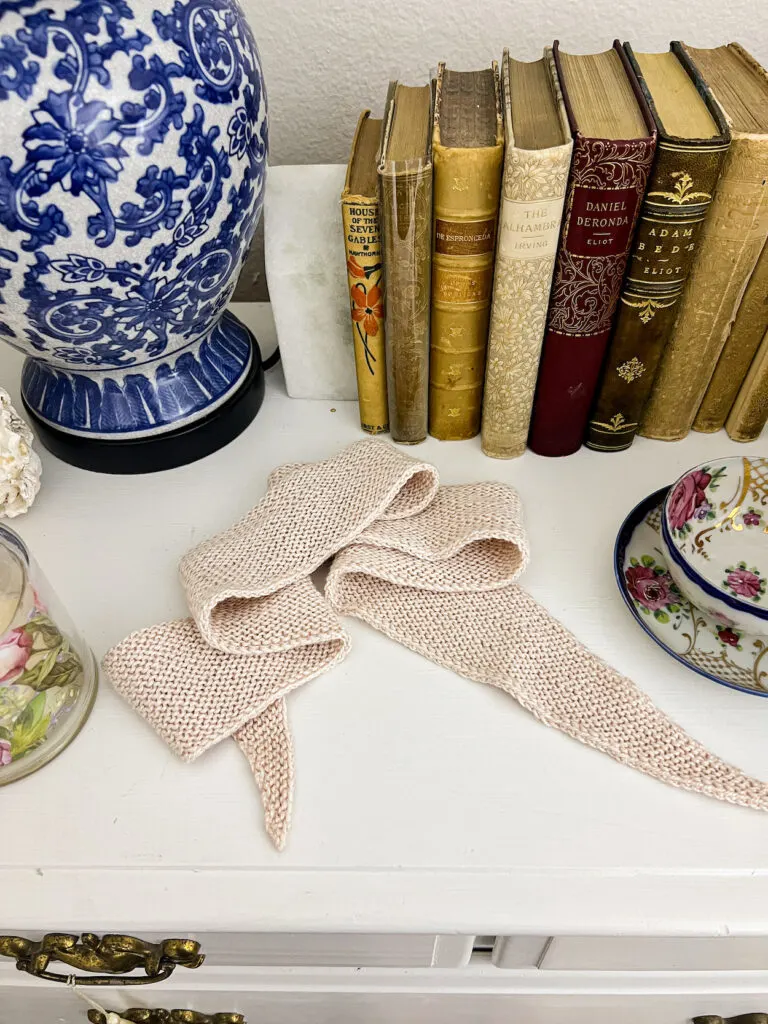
0;0;268;473
20;310;265;473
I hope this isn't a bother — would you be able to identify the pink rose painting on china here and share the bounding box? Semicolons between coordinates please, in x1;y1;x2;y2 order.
625;565;674;611
725;566;763;600
0;628;32;684
0;738;11;766
667;469;712;531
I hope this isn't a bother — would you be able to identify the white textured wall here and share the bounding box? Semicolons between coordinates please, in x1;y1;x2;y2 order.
245;0;766;165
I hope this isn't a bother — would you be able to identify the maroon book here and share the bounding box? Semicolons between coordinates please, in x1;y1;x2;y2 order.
528;41;657;457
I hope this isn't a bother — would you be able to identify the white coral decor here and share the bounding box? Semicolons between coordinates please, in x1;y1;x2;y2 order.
0;389;41;518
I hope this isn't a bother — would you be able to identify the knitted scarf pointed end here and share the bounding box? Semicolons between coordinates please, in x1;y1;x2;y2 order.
236;699;294;850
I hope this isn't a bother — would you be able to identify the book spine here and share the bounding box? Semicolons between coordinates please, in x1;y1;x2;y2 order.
725;325;768;441
527;134;655;457
341;196;389;434
379;166;433;444
429;143;503;440
640;134;768;440
585;139;727;451
694;235;768;432
481;142;572;458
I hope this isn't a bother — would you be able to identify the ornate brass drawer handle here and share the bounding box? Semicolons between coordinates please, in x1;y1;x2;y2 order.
86;1011;244;1024
694;1017;768;1024
0;933;204;986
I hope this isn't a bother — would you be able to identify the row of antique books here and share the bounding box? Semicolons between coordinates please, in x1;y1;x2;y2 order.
340;41;768;457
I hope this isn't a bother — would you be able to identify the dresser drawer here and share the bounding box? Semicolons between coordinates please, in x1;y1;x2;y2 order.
137;932;473;968
539;937;768;971
3;963;768;1024
0;931;474;973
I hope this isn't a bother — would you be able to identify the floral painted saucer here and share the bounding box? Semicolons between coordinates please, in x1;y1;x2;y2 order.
615;487;768;697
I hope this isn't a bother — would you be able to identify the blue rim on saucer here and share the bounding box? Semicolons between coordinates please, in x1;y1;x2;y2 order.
614;487;768;697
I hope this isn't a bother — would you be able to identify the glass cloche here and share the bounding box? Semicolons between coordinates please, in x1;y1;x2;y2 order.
0;525;96;784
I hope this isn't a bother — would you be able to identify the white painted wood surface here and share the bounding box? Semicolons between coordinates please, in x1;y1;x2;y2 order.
540;936;768;971
2;303;768;936
3;963;768;1024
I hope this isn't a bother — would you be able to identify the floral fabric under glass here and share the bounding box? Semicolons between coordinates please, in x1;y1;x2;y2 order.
0;525;96;784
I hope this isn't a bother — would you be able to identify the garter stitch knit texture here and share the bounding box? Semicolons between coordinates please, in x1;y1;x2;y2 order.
103;438;768;849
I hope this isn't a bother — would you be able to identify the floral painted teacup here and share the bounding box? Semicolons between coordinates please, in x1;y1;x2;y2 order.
660;456;768;633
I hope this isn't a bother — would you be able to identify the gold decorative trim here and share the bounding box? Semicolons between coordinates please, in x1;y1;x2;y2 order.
570;183;648;192
657;141;730;153
639;215;707;225
586;439;635;450
620;295;677;324
591;412;636;433
626;277;686;286
647;171;712;206
616;356;646;383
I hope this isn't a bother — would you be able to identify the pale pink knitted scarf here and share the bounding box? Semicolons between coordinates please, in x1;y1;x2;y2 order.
104;439;768;848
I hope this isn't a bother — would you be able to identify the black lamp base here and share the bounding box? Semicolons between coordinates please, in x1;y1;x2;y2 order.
23;332;265;475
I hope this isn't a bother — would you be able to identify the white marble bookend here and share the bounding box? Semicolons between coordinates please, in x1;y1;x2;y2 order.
264;164;358;400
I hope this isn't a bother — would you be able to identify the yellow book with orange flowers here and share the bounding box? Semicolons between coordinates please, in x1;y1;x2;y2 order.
341;110;388;434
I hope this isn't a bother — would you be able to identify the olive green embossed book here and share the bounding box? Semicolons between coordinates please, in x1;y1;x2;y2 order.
586;42;729;452
640;43;768;441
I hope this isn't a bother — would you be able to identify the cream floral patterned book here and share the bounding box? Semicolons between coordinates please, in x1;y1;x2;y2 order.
481;47;572;459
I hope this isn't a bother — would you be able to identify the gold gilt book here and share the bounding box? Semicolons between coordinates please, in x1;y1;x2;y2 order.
481;48;572;459
695;236;768;431
726;322;768;441
379;82;433;444
586;43;729;452
429;62;504;441
640;43;768;441
342;110;388;435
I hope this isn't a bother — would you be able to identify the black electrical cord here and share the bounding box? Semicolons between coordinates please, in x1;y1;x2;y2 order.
262;346;281;371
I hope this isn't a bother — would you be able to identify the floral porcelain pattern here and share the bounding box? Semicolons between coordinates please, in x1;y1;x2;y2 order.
664;457;768;608
618;489;768;696
0;595;85;770
0;0;267;437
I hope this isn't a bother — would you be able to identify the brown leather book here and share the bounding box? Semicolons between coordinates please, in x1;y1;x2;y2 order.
429;63;503;441
342;111;389;435
585;43;729;452
527;42;656;457
378;82;433;444
640;44;768;441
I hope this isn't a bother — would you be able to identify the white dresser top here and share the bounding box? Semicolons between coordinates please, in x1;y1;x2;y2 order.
3;305;768;936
